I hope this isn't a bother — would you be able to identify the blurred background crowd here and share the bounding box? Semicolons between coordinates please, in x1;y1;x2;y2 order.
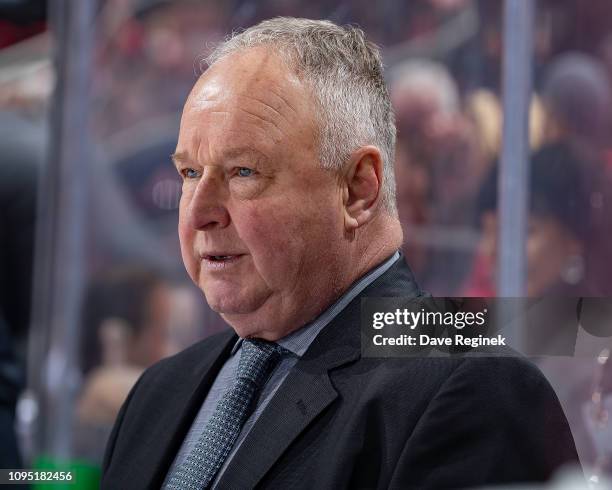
1;0;612;487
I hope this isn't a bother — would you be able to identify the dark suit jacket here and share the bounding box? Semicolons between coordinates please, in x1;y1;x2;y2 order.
102;257;579;489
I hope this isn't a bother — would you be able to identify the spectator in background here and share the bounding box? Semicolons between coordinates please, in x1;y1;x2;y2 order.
540;52;612;294
390;59;484;293
463;89;503;167
466;142;590;298
524;52;612;464
80;267;171;375
541;52;612;161
464;88;546;167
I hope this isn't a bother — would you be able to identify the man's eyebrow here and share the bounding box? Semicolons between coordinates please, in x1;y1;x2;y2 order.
170;152;191;168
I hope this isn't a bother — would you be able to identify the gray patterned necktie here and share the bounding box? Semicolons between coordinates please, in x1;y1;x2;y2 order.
166;339;285;490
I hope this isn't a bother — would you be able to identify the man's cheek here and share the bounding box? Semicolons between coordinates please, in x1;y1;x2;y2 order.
178;227;198;278
238;205;298;243
238;212;303;275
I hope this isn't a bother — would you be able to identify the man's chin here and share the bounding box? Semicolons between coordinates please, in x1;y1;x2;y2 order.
203;287;269;316
206;297;253;315
219;312;286;341
219;315;264;338
201;285;285;338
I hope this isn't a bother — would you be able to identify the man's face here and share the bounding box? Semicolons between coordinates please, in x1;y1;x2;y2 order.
174;48;347;339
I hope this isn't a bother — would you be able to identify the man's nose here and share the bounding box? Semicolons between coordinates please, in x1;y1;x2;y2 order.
183;168;230;230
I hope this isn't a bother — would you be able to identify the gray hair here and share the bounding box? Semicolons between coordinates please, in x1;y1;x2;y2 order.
205;17;398;216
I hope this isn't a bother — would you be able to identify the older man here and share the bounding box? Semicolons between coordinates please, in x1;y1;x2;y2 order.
102;18;578;489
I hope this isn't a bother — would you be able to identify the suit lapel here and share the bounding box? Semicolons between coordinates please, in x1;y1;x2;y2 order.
217;333;360;489
216;362;341;489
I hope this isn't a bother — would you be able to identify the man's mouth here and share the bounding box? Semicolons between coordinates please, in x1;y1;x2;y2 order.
201;254;245;267
207;255;235;261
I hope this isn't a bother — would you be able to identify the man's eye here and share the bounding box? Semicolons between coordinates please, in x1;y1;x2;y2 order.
182;168;200;179
237;167;254;177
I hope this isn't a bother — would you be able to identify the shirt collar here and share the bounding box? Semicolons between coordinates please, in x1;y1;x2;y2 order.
231;251;401;357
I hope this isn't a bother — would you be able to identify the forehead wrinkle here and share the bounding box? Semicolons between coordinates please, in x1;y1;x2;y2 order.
240;93;289;124
234;88;315;156
236;105;285;144
190;90;284;147
182;107;265;164
217;145;271;164
207;125;276;164
209;114;279;158
266;86;300;117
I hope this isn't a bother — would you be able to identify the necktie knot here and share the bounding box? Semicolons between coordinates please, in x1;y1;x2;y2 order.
236;339;286;388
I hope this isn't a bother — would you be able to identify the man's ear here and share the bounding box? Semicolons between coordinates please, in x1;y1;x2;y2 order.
342;146;383;232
